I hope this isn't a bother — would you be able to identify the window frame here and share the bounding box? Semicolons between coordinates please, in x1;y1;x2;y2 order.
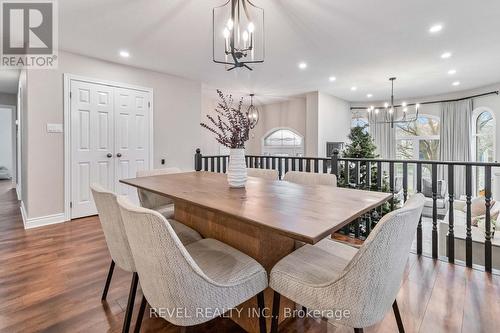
261;127;305;157
395;114;441;160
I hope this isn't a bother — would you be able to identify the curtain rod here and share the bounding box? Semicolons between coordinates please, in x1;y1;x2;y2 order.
350;90;499;110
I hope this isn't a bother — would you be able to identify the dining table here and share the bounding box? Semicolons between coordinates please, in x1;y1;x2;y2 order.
121;171;393;333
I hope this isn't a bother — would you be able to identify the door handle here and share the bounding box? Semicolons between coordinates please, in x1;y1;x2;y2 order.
106;153;112;158
116;153;122;158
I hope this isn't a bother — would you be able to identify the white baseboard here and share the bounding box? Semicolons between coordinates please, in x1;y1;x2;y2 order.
19;202;67;229
16;185;21;201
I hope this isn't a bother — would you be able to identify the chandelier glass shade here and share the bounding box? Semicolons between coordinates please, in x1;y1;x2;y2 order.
368;77;420;128
213;0;264;71
247;94;260;128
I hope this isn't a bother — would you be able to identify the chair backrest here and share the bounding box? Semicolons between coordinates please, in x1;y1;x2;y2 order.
247;168;279;180
332;193;425;328
116;197;225;326
136;167;182;209
90;184;135;272
283;171;337;186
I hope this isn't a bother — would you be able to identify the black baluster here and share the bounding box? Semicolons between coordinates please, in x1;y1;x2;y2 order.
389;162;395;211
210;157;215;172
377;161;382;191
366;161;371;190
299;158;304;172
217;157;221;173
402;162;408;203
354;161;360;188
314;159;319;173
291;158;296;171
266;157;271;169
272;157;276;170
322;159;328;173
284;158;289;174
416;163;422;255
465;164;473;267
260;156;264;169
204;157;208;171
431;163;438;259
331;150;339;176
485;165;492;272
306;159;311;172
346;161;351;187
194;148;202;171
447;165;455;263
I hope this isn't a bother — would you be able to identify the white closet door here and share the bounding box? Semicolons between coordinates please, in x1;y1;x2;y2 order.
70;81;115;219
114;87;150;201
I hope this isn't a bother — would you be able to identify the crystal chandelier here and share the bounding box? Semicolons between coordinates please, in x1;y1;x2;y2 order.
368;77;420;128
247;94;260;127
213;0;264;71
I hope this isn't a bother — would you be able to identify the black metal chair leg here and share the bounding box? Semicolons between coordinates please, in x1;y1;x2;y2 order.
122;272;139;333
354;328;364;333
271;291;281;333
392;299;405;333
134;295;148;333
101;260;115;301
256;291;267;333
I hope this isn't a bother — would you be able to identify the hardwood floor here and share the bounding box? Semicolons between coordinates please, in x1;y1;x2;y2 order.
0;180;499;333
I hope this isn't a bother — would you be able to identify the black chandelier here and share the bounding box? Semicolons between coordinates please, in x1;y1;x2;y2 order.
213;0;264;71
367;77;420;128
247;94;260;127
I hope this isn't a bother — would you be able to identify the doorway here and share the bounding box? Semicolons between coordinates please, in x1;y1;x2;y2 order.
0;105;16;187
64;75;154;220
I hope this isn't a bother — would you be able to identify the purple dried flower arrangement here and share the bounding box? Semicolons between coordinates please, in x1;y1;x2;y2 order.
200;90;256;149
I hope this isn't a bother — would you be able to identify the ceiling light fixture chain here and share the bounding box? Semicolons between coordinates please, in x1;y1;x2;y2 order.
213;0;264;71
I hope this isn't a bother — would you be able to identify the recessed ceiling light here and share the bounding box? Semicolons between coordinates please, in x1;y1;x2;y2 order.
452;81;460;86
329;76;336;82
351;86;357;91
448;69;457;75
298;62;307;69
119;50;130;58
366;93;373;98
429;24;443;33
441;52;452;59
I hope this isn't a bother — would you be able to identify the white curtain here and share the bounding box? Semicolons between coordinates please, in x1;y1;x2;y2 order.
368;112;396;159
439;99;473;197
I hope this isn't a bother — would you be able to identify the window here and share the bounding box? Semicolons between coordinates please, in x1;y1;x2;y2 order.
395;115;440;191
262;128;304;156
473;108;495;194
351;114;369;133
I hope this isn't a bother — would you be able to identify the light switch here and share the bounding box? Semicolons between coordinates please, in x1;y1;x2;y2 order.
47;123;63;133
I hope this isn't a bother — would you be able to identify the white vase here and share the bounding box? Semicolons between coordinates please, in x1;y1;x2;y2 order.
227;148;247;188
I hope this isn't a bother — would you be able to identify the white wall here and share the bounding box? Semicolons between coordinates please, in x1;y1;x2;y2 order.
0;108;12;177
24;51;202;220
305;92;319;156
317;92;351;157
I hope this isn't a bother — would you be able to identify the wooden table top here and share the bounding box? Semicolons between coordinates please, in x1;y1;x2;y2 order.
121;171;392;244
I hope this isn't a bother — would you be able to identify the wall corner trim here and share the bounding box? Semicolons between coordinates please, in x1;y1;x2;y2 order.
20;204;67;229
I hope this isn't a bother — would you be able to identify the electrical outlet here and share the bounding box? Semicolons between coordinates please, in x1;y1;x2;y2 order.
161;159;165;165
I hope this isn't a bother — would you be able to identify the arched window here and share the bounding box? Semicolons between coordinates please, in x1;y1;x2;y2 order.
262;128;304;157
473;108;495;194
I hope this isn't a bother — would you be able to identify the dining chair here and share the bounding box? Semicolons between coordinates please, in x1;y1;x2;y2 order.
247;167;279;180
136;167;181;219
116;196;269;333
269;193;425;333
91;185;202;333
283;170;337;186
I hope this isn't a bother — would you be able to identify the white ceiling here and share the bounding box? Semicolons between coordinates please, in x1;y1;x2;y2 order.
0;70;19;94
60;0;500;103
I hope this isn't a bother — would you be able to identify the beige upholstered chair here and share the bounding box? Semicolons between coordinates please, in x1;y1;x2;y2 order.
91;185;202;333
247;168;279;180
117;197;268;332
283;170;337;186
269;194;425;333
90;184;138;333
136;167;181;219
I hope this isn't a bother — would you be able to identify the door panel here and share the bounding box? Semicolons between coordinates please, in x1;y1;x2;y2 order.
70;80;151;218
113;88;150;202
71;81;115;218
